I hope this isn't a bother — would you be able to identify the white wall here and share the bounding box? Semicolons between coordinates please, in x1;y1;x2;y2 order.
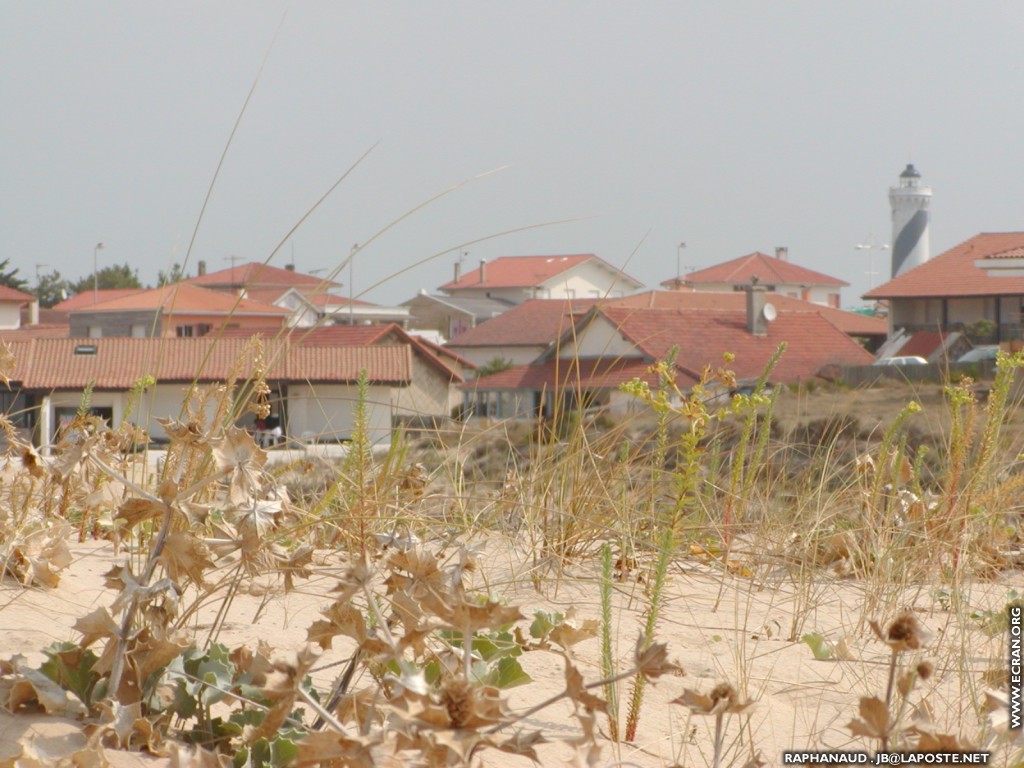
543;261;632;299
557;316;637;359
0;302;21;330
42;390;125;450
445;345;545;368
690;282;839;307
287;383;392;445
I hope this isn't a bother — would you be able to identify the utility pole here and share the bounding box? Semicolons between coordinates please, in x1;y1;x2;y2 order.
93;243;104;304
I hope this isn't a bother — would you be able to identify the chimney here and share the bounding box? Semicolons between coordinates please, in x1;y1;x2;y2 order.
478;258;487;284
29;299;39;326
775;246;789;262
198;260;207;276
454;260;461;283
285;264;295;272
746;278;768;336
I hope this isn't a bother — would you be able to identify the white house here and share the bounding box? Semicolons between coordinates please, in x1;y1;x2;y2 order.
669;249;846;308
437;254;644;305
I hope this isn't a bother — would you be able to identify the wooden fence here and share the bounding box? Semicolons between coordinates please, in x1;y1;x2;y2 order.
838;360;998;388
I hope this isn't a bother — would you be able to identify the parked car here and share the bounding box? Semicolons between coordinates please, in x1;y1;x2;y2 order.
872;356;928;366
956;345;999;364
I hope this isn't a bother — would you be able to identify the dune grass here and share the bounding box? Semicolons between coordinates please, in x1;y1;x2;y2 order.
0;340;1022;766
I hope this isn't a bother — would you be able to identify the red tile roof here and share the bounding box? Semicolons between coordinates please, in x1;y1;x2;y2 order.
596;307;873;383
683;252;847;288
0;285;38;303
446;299;598;347
985;246;1024;259
461;357;665;391
0;324;71;340
468;304;875;391
445;292;883;354
69;283;290;316
865;232;1024;298
188;262;341;290
2;337;411;390
243;288;375;308
219;325;391;345
52;289;147;312
896;331;948;359
608;291;886;337
217;323;467;382
438;254;642;291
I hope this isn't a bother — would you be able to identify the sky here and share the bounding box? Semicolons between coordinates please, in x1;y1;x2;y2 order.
4;3;1024;309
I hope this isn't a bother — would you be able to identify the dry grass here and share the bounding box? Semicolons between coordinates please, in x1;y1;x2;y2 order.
0;343;1023;766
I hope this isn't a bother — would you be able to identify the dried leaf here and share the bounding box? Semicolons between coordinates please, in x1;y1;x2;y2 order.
295;731;377;768
230;499;284;550
212;426;267;504
870;613;929;652
673;682;754;715
0;341;14;388
564;657;607;714
116;498;166;528
307;601;367;650
157;417;207;447
549;618;599;649
130;628;190;686
278;545;313;592
159;532;215;587
494;729;548;762
634;635;682;680
438;598;523;633
847;695;890;740
74;606;120;648
90;700;158;751
1;665;88;717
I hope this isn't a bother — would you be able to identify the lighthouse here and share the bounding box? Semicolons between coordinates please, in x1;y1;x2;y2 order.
889;164;932;277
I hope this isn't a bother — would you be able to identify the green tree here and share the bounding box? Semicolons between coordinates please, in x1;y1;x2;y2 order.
34;269;73;308
0;259;28;292
71;262;143;294
474;357;514;379
156;263;190;287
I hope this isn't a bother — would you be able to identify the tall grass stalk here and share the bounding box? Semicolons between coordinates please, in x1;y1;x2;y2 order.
600;542;619;742
721;343;785;545
623;529;673;742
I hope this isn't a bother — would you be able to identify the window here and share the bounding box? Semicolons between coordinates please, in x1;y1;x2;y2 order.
88;326;102;338
176;325;194;337
131;324;148;338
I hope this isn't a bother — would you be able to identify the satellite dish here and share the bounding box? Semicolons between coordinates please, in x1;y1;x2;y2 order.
762;303;777;322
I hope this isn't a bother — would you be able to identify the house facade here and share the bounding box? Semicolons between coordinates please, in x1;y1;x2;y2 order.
445;299;597;367
66;283;290;338
461;293;874;420
0;285;40;330
0;337;455;450
219;323;472;416
437;254;643;304
671;249;846;308
402;293;513;341
864;232;1024;342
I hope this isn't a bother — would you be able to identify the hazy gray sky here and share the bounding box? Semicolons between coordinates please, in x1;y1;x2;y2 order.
4;3;1024;307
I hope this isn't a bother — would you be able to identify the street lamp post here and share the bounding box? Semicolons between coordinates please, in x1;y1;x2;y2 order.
93;242;104;304
349;243;359;325
676;242;686;283
855;241;889;291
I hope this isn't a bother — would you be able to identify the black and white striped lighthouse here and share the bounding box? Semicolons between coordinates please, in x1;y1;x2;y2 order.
889;164;932;277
